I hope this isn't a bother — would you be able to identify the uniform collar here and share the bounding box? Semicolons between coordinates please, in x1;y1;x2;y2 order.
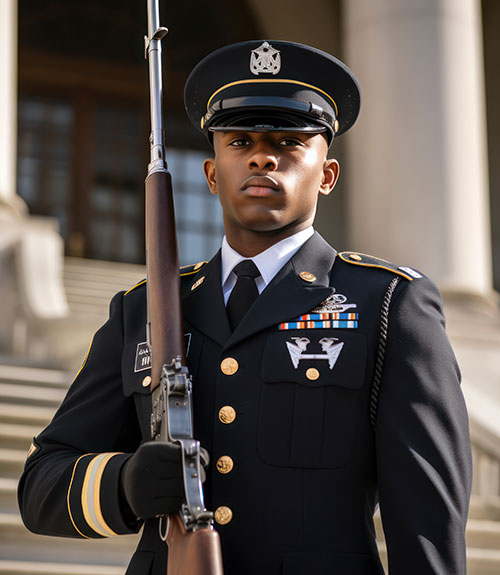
221;226;315;289
182;230;336;349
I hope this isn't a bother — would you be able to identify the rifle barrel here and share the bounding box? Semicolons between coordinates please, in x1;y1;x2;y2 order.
146;0;167;170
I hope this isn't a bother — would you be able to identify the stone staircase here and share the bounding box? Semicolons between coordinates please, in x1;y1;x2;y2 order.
63;257;146;326
0;364;139;575
39;257;146;372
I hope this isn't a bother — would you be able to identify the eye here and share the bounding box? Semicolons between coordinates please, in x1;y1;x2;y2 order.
228;137;250;147
279;137;302;147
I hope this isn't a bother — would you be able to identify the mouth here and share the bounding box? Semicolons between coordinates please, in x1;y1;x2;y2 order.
241;175;281;197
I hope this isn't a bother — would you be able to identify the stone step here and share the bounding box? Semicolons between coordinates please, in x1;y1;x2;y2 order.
466;519;500;550
0;560;124;575
64;283;132;299
0;423;41;450
0;512;138;566
0;383;66;407
469;495;500;521
0;404;55;426
0;366;70;389
64;256;144;278
466;547;500;575
0;477;19;513
0;448;28;478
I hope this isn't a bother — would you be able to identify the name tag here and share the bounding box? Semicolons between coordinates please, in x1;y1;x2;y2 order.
134;342;151;372
134;333;192;373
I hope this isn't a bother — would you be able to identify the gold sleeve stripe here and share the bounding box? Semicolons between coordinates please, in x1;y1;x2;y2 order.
67;455;90;539
81;453;120;538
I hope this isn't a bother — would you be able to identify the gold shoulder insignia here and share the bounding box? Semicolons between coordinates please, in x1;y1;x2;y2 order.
338;252;423;281
180;261;208;277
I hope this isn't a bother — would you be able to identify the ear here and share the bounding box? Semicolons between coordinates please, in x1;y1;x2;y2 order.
319;159;340;196
203;158;217;195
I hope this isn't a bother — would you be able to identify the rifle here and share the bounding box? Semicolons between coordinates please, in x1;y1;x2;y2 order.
144;1;223;573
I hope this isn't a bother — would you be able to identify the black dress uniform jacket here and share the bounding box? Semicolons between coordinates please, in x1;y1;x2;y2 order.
18;232;472;575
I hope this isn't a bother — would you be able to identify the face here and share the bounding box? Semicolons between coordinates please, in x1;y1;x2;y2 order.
203;130;339;243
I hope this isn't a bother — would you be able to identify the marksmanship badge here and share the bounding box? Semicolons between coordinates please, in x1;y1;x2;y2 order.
286;337;344;369
250;42;281;75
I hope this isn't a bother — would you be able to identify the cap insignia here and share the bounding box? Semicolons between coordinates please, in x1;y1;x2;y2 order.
250;42;281;76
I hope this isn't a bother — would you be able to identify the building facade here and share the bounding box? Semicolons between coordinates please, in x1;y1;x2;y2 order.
1;0;500;571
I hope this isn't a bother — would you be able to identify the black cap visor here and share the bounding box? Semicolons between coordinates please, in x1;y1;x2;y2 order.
206;98;333;143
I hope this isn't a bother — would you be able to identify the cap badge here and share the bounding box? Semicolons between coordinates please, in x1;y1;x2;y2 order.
250;41;281;76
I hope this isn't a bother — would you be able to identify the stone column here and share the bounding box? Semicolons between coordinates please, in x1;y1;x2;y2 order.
0;0;25;217
343;0;492;294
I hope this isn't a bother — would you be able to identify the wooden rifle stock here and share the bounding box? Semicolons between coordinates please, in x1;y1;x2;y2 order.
144;2;223;574
145;170;184;386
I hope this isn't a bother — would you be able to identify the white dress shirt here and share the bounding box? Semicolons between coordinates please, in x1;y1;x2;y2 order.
221;227;314;305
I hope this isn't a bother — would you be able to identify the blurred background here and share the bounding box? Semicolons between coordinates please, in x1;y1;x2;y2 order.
0;0;499;573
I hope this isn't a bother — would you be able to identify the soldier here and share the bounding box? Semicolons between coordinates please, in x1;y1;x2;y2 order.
18;40;472;575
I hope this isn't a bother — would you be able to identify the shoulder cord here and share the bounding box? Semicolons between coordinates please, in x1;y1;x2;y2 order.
369;276;401;432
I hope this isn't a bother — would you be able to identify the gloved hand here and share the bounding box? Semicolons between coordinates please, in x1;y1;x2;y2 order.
120;441;184;520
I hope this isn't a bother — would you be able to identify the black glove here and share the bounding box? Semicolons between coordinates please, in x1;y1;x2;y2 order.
120;441;184;520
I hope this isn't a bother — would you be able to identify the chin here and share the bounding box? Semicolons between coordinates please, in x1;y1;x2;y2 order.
240;217;285;233
238;207;286;230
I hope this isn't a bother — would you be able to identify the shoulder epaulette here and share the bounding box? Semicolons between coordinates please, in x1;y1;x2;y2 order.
124;278;147;295
180;261;207;277
124;261;208;295
338;252;423;281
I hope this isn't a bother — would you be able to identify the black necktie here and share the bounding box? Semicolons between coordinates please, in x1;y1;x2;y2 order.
227;260;260;330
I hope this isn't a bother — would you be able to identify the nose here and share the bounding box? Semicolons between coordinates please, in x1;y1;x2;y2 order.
247;139;278;171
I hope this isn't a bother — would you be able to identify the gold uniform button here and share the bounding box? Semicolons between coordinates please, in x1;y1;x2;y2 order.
216;456;234;474
214;506;233;525
142;375;152;387
306;368;320;381
350;253;363;261
219;406;236;424
299;271;316;283
221;357;239;375
193;261;207;271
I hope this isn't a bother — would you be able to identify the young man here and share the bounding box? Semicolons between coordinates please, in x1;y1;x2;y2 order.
18;41;472;575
